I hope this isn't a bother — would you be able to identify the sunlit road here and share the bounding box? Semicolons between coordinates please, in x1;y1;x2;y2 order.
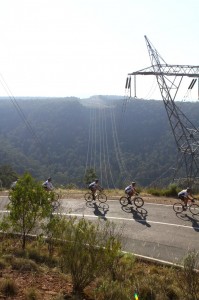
1;195;199;266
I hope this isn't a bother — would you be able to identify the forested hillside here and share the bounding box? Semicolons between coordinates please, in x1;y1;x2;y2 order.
0;96;199;188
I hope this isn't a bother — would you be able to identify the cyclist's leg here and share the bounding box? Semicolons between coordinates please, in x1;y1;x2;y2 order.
127;191;132;204
179;195;187;209
184;196;188;207
91;188;96;200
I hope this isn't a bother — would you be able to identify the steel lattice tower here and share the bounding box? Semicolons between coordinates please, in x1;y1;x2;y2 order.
126;36;199;186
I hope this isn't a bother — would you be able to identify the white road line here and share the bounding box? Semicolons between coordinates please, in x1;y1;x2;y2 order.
0;200;198;230
144;202;173;207
58;212;199;230
0;208;198;230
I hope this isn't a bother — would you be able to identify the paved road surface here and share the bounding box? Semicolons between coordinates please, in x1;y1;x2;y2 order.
1;195;199;266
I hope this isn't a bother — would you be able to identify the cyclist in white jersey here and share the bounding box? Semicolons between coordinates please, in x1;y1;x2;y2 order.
42;177;54;191
125;182;138;200
178;187;194;208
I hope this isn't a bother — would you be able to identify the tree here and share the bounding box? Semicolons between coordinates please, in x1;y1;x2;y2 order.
0;165;18;188
83;168;97;185
0;173;54;250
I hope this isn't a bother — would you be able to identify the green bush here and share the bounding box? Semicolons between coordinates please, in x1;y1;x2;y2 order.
146;184;178;197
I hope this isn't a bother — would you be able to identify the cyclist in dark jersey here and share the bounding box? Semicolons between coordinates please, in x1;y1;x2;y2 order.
88;179;102;200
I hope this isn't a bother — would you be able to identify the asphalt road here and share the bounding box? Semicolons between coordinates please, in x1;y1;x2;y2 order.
1;195;199;266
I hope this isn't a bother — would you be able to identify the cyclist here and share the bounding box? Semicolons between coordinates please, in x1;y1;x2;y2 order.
178;187;195;209
125;181;138;202
42;177;54;192
10;179;18;190
88;179;102;200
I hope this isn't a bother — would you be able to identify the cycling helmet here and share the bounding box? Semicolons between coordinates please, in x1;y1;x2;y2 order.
48;177;52;181
132;181;136;185
95;179;99;182
187;187;191;192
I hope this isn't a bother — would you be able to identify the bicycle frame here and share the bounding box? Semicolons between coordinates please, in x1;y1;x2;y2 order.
120;195;144;208
84;190;107;203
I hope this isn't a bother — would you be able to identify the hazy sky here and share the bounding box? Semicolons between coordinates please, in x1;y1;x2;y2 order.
0;0;198;99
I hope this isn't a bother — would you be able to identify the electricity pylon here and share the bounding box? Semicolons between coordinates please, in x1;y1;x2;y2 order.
126;36;199;186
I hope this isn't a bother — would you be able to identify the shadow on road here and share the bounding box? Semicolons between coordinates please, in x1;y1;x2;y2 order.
184;214;199;232
86;201;109;220
174;212;199;232
122;205;151;227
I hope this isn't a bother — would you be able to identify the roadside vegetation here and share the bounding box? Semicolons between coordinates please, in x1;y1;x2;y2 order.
0;173;198;299
145;183;179;197
0;223;198;299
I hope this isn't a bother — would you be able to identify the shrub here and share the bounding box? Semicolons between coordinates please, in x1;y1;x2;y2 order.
59;218;122;296
146;187;163;196
95;280;131;300
147;184;178;197
164;286;180;299
0;278;18;297
0;258;7;270
27;249;57;267
138;285;156;300
2;254;14;264
106;252;135;282
24;287;41;300
164;184;178;197
176;251;199;300
11;257;39;272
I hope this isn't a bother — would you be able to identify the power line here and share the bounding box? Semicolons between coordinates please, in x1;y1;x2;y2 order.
0;74;47;157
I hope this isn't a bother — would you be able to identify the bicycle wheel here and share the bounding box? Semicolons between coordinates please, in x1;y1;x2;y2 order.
119;196;129;206
97;192;107;203
52;200;60;211
84;192;93;202
189;203;199;215
173;202;184;213
134;196;144;208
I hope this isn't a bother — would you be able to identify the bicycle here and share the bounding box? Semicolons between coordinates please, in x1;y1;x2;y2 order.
84;190;107;203
119;194;144;208
45;190;61;212
51;197;61;212
173;198;199;215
